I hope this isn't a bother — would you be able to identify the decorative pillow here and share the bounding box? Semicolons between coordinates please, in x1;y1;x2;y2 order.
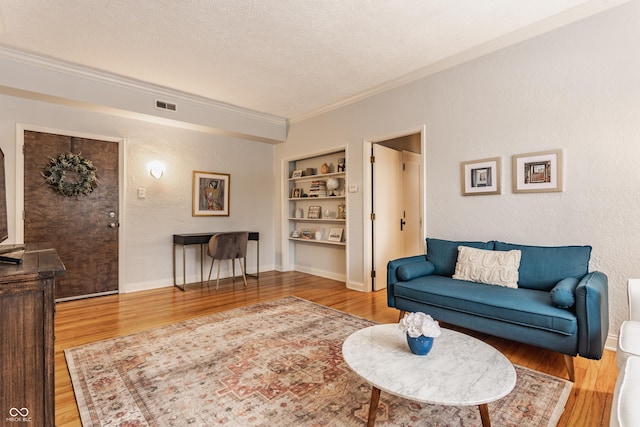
426;238;495;277
397;261;436;281
550;277;579;308
452;246;521;288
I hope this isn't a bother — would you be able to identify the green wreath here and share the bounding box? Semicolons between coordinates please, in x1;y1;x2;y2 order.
42;153;98;197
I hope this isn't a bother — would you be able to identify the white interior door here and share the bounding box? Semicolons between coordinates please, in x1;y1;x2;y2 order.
372;144;404;291
402;151;423;255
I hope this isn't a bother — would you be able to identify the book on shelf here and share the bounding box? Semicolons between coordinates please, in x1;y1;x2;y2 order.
309;180;327;197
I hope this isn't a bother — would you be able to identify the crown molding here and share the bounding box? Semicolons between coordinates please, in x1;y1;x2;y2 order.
0;45;288;129
0;83;287;144
289;0;630;124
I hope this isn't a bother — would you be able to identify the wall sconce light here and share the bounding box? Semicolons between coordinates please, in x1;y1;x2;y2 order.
148;161;165;179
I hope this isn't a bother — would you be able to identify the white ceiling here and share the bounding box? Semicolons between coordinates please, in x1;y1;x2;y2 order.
0;0;628;121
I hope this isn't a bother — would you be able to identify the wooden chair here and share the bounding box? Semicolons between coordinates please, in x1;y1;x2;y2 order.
206;232;249;289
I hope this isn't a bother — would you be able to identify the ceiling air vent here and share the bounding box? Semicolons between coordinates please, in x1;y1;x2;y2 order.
155;100;177;111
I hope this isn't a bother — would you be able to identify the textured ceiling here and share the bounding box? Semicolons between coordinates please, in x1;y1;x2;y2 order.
0;0;627;120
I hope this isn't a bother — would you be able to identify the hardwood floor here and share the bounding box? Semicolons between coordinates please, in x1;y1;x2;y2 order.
54;271;616;426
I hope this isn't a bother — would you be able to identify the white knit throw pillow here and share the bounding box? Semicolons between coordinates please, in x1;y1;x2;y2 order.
452;246;521;288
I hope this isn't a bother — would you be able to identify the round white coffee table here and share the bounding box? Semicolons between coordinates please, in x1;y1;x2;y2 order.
342;324;516;427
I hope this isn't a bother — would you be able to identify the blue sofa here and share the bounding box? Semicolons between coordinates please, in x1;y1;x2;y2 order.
387;238;609;381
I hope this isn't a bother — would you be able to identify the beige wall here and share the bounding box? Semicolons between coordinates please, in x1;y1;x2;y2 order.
276;0;640;339
0;1;637;341
0;95;276;291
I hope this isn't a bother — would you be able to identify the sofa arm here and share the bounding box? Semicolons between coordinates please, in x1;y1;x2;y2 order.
387;255;430;307
576;271;609;359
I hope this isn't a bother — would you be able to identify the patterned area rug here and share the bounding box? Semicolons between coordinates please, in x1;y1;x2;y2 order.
65;296;572;426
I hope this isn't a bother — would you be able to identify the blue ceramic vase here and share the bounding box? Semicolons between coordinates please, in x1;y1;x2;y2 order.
406;334;434;355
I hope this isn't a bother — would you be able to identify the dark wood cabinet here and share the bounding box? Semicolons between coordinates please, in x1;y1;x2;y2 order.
0;244;65;427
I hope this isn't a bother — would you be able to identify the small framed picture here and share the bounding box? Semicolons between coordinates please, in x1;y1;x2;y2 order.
301;229;313;239
328;228;344;242
192;171;230;216
291;188;301;198
307;206;321;219
512;149;563;193
460;157;501;196
291;170;303;178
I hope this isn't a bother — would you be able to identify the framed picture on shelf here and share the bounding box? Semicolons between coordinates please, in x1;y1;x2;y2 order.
307;205;321;219
291;188;301;198
192;171;230;216
328;228;344;242
460;157;501;196
291;170;303;178
301;229;313;239
512;149;563;193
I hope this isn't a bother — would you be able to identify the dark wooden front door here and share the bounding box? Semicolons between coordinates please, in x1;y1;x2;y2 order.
23;131;119;300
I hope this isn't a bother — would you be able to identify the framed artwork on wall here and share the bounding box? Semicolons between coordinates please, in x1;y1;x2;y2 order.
192;171;230;216
460;157;501;196
512;149;563;193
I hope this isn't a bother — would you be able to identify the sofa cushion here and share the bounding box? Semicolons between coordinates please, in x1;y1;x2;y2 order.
397;260;436;281
494;242;591;291
392;275;577;336
452;246;521;288
550;277;579;308
426;238;494;277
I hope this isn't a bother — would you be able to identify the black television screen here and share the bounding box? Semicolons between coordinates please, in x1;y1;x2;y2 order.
0;147;24;263
0;147;8;243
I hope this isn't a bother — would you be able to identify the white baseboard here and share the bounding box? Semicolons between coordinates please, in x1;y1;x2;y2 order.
122;279;173;293
606;333;618;352
346;281;368;292
122;263;273;294
293;265;346;282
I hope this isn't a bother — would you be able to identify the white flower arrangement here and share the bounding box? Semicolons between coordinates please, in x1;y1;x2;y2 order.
399;312;442;338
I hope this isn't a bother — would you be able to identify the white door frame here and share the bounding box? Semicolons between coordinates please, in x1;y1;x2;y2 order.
362;125;427;292
15;123;126;293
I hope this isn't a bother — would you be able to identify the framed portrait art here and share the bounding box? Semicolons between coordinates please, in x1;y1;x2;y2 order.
512;149;563;193
192;171;230;216
460;157;501;196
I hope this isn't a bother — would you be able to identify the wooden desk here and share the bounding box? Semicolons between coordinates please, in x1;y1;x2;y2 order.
0;243;65;427
172;232;259;291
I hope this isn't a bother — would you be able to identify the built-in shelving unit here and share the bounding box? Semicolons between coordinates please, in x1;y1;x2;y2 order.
283;148;348;277
286;148;347;249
